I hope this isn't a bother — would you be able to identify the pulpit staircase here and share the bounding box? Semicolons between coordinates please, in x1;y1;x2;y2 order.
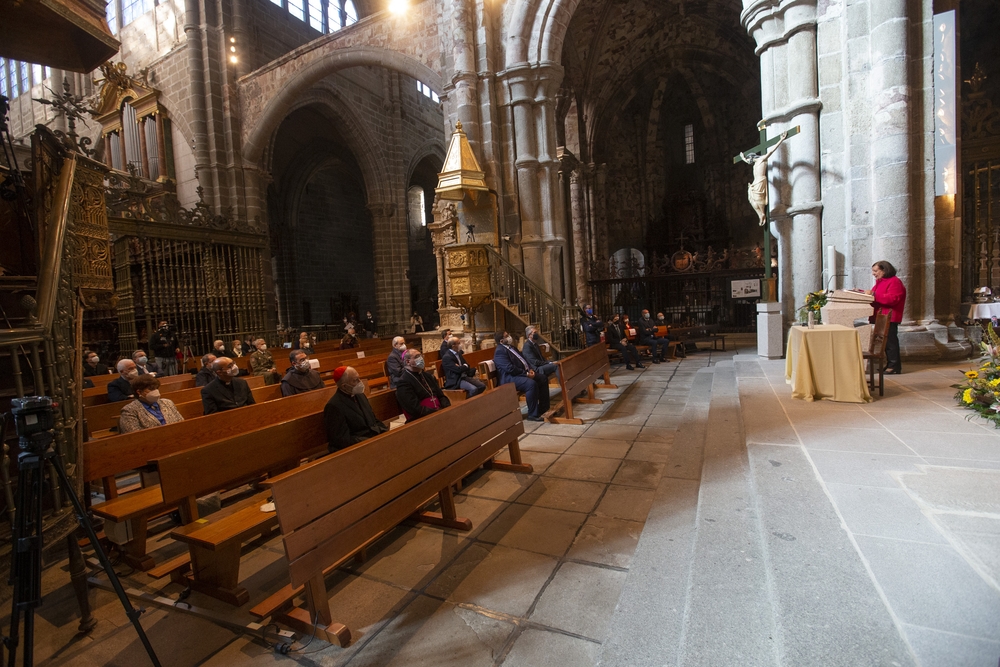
484;246;583;355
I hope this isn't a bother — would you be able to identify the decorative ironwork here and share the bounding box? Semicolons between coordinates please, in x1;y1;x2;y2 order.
963;161;1000;300
589;244;763;281
33;77;96;157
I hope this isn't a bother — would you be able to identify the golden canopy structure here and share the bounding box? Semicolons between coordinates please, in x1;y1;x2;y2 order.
0;0;119;72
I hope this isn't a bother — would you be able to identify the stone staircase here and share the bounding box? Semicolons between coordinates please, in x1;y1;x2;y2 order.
598;357;916;667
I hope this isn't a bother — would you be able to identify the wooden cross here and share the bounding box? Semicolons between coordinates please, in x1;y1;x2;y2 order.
732;120;800;294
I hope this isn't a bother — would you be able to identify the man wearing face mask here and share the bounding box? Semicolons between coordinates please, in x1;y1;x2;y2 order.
212;339;231;358
280;349;325;396
442;336;487;397
250;338;280;385
386;336;408;389
83;351;110;377
493;331;550;421
324;366;389;452
132;349;161;376
522;326;559;381
607;313;644;370
657;312;686;358
149;320;179;376
581;305;605;347
396;349;451;422
201;357;256;414
362;311;377;339
108;360;140;402
119;375;184;433
195;354;217;387
637;310;668;363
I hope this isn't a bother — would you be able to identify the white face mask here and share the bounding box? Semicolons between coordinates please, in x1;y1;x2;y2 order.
87;357;99;365
295;361;311;372
228;366;240;377
142;390;160;403
125;369;138;379
258;345;267;351
643;314;650;320
136;356;148;365
351;382;365;396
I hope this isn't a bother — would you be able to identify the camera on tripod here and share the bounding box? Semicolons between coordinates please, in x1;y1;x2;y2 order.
9;396;56;457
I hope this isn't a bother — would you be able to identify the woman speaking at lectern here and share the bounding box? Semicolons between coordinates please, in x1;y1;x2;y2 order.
868;260;906;375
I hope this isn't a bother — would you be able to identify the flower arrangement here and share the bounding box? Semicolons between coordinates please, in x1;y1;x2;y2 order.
797;290;828;323
953;323;1000;427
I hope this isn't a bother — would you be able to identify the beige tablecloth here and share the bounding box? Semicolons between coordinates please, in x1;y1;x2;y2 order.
785;324;872;403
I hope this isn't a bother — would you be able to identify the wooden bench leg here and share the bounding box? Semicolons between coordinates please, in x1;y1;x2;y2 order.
279;573;351;648
595;371;617;389
183;542;250;606
574;384;603;405
414;486;472;531
107;517;156;571
548;392;584;425
487;438;533;474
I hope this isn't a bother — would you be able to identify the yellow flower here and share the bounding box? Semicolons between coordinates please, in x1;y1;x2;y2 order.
989;378;1000;388
965;371;979;379
963;388;974;404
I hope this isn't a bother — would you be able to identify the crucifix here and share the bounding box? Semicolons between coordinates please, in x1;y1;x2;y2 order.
732;120;800;301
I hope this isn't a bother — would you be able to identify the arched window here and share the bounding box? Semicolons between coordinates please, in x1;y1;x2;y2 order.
407;186;427;230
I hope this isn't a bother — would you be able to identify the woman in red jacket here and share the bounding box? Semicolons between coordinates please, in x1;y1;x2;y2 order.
868;260;906;374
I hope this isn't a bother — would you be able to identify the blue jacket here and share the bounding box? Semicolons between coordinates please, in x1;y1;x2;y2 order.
582;316;605;347
493;344;535;385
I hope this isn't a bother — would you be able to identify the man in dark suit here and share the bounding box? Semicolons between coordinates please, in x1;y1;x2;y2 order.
201;357;256;414
637;309;668;363
441;336;486;397
195;353;217;387
83;351;110;377
607;313;643;370
108;359;139;402
581;305;605;347
386;336;408;389
211;339;232;359
521;326;559;381
396;349;451;422
493;331;549;421
438;329;453;357
324;366;388;452
132;349;161;375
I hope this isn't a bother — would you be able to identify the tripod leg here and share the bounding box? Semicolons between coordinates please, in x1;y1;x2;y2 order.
49;456;161;667
66;530;96;633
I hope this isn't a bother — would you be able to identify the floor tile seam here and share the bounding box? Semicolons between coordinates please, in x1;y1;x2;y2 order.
846;532;953;547
899;621;1000;644
794;446;923;665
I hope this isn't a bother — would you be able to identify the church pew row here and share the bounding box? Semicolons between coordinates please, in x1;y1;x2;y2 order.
84;375;268;435
85;378;277;438
548;344;617;425
82;373;194;406
85;373;119;387
86;387;340;570
253;384;530;644
148;391;409;605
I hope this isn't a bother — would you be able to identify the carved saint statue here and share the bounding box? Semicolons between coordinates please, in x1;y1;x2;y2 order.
739;130;788;226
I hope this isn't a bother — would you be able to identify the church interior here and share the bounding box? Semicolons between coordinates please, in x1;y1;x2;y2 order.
0;0;998;664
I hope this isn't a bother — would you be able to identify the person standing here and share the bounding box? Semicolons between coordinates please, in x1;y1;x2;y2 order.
410;311;424;333
149;321;179;376
362;311;377;338
868;260;906;374
201;357;256;414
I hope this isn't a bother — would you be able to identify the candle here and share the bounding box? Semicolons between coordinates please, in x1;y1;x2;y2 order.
826;245;837;291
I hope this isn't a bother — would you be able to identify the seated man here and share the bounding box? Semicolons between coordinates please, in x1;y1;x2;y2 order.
340;325;359;350
581;305;605;347
280;349;325;396
637;309;668;363
386;336;407;389
132;349;161;376
212;339;230;358
250;338;280;385
396;349;451;422
195;353;217;387
441;336;486;397
657;312;685;358
83;351;109;377
493;331;550;422
201;357;256;414
119;375;184;433
438;328;453;357
521;326;559;380
108;359;139;402
323;366;388;452
607;313;643;370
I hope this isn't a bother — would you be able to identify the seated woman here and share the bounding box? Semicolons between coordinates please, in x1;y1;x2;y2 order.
118;375;184;433
340;324;359;350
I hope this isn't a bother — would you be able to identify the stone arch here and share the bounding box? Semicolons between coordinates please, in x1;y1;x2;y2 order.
404;140;447;189
243;46;444;168
506;0;583;68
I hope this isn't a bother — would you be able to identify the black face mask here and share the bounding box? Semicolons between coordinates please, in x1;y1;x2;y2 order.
532;333;541;342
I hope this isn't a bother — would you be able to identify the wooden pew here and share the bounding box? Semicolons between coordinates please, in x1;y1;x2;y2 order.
86;387;339;569
84;375;267;434
250;384;531;642
86;373;117;387
83;374;195;406
151;391;406;604
548;344;617;425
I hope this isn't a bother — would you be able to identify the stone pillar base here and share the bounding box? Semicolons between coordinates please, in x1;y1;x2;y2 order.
898;326;973;362
758;301;784;359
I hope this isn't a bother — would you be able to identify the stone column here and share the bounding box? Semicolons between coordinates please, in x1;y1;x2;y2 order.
569;168;591;304
449;0;481;152
369;202;411;334
184;0;212;206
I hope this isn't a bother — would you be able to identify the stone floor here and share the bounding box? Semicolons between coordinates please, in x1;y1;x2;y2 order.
20;347;1000;666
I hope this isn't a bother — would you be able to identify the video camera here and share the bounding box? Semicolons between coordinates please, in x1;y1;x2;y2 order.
10;396;57;457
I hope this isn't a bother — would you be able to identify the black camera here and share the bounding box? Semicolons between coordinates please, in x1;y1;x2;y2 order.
10;396;56;456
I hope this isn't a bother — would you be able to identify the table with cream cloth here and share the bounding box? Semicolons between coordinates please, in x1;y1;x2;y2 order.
785;324;872;403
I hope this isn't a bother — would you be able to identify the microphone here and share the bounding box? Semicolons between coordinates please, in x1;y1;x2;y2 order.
826;273;847;292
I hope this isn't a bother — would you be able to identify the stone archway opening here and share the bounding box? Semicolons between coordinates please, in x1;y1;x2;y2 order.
407;154;443;329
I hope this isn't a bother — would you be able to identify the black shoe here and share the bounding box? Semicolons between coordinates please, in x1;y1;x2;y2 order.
626;365;634;370
636;363;645;369
652;359;660;364
525;415;544;422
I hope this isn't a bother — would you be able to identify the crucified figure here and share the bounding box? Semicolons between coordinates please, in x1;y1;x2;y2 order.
740;130;789;226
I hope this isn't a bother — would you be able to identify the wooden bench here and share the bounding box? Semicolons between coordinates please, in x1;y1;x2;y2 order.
82;374;195;406
252;384;531;644
151;391;407;605
549;344;617;425
84;375;268;434
86;387;339;570
670;323;726;351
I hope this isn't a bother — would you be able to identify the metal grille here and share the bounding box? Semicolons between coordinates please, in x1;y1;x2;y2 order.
963;160;1000;299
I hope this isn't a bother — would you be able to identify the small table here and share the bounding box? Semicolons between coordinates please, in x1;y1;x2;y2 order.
960;302;1000;323
785;324;872;403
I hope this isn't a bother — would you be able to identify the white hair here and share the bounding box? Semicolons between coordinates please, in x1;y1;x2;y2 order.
116;359;134;372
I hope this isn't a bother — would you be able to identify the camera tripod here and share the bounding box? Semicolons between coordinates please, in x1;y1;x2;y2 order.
3;428;161;667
